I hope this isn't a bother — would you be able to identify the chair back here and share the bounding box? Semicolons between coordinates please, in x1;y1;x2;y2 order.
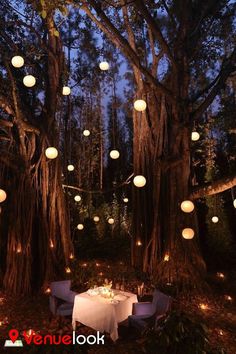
50;280;71;301
152;290;172;315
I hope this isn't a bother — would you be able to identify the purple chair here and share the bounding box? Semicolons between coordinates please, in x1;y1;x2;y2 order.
128;290;172;332
49;280;77;317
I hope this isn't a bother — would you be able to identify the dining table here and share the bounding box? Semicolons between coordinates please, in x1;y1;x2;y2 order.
72;288;138;341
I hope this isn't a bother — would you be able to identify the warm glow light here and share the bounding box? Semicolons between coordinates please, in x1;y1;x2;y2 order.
16;245;22;253
23;75;36;87
199;303;209;310
11;55;24;68
99;61;109;70
180;200;195;213
233;199;236;208
65;267;71;273
123;197;129;203
134;99;147;112
0;189;7;203
96;263;100;267
77;223;84;230
133;175;146;188
217;272;225;279
45;147;58;159
218;329;224;336
98;272;103;276
108;218;114;225
191;131;200;141
83;129;90;136
69;253;74;259
182;228;195;239
67;164;74;171
109;149;120;159
45;287;51;294
82;263;87;267
164;253;170;262
62;86;71;95
93;216;100;222
212;216;219;223
136;240;142;246
49;239;54;248
74;195;81;202
225;295;232;301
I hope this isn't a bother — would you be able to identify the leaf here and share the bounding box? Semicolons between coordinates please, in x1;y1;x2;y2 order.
54;30;60;37
41;10;47;19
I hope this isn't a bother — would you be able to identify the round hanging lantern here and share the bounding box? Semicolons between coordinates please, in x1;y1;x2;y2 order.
74;195;81;202
180;200;195;213
0;189;7;203
77;223;84;230
99;61;109;71
83;130;90;137
133;175;146;188
67;164;74;171
233;199;236;208
123;197;129;203
134;99;147;112
93;216;100;222
11;55;24;68
108;218;114;225
191;131;200;141
45;147;58;159
110;149;120;159
212;216;219;223
182;228;195;239
23;75;36;87
62;86;71;95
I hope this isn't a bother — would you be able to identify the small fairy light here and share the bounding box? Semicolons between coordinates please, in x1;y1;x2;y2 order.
164;253;170;262
83;129;90;137
107;265;110;269
212;216;219;223
67;164;74;171
45;287;51;294
45;147;58;159
109;149;120;159
123;197;129;203
49;239;54;248
11;55;24;68
180;200;194;213
199;303;209;311
69;253;74;260
133;175;146;188
99;61;109;71
65;267;71;274
225;295;232;301
217;272;225;279
74;195;81;202
233;199;236;208
62;86;71;95
0;189;7;203
136;240;142;246
98;272;103;276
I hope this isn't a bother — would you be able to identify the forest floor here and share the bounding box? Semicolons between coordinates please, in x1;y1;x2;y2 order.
0;267;236;354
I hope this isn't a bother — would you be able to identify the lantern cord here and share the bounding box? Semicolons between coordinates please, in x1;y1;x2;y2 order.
63;173;134;194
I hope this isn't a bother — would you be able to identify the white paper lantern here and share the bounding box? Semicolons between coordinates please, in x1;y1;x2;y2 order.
212;216;219;223
108;218;114;224
123;198;129;203
0;189;7;203
180;200;195;213
74;195;81;202
45;147;58;159
23;75;36;87
133;175;146;188
67;164;74;171
93;216;100;222
83;130;90;137
191;131;200;141
233;199;236;208
62;86;71;95
11;55;24;68
182;228;195;239
134;99;147;112
99;61;109;71
77;223;84;230
110;149;120;159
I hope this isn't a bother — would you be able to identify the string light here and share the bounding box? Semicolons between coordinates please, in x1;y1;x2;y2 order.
45;287;51;294
0;189;7;203
93;216;100;222
69;253;74;259
164;253;170;262
199;303;209;310
123;197;129;203
23;75;36;87
217;272;225;279
233;199;236;208
134;99;147;112
225;295;232;301
65;267;71;273
11;55;24;68
45;147;58;159
109;149;120;159
191;131;200;141
108;218;114;224
136;240;142;246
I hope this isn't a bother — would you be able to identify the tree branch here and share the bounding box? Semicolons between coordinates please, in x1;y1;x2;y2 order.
190;174;236;199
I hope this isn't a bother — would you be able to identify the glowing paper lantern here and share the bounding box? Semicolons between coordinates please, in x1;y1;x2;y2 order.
110;149;120;159
0;189;7;203
233;199;236;208
182;228;195;239
83;129;90;136
67;164;74;171
23;75;36;87
93;216;100;222
123;198;129;203
77;223;84;230
191;131;200;141
11;55;24;68
45;147;58;159
99;61;109;71
134;99;147;112
180;200;195;213
74;195;81;202
133;175;146;188
62;86;71;95
212;216;219;223
108;218;114;225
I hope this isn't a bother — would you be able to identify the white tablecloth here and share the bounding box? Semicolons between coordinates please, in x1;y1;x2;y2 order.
72;290;138;341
